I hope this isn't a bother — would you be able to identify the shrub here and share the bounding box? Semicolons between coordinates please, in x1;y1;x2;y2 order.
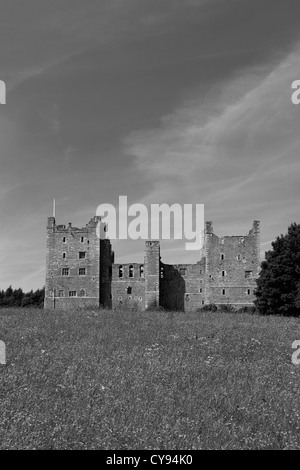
197;303;218;312
218;304;236;313
236;305;258;314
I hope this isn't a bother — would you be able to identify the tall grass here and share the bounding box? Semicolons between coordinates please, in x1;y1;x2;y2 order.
1;308;300;449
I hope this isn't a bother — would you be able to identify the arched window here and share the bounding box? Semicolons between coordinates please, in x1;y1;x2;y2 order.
139;265;144;278
79;289;86;297
119;265;123;278
129;265;134;278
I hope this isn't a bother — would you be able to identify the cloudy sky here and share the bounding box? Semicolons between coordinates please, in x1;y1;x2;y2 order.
0;0;300;291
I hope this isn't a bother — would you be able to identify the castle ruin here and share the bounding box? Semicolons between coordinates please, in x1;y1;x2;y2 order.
44;217;260;311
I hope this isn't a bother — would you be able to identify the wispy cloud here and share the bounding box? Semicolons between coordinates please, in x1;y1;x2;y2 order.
123;43;300;255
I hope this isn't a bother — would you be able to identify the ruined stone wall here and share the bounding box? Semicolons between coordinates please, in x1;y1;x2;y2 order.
45;214;260;312
160;260;206;311
44;216;102;309
144;241;160;309
100;239;114;308
204;221;260;306
111;263;145;310
160;264;185;311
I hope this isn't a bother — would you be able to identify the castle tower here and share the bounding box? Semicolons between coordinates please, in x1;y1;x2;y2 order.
144;241;160;309
204;220;260;306
44;216;103;309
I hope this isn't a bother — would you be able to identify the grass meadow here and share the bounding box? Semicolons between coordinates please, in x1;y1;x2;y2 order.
1;307;300;449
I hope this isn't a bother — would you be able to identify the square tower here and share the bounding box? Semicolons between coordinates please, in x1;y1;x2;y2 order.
204;221;260;306
44;216;102;309
144;240;160;309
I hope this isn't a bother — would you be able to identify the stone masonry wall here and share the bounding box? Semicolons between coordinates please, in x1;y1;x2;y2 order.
111;263;145;310
45;215;260;311
204;221;260;306
44;216;102;309
160;260;206;311
144;241;160;309
100;239;114;308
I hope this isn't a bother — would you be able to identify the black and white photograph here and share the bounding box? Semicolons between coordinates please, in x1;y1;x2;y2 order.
0;0;300;453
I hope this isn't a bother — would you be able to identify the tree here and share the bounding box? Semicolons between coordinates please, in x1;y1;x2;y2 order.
255;223;300;316
0;286;44;308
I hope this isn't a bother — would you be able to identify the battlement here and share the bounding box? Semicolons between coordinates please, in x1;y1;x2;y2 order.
47;216;102;232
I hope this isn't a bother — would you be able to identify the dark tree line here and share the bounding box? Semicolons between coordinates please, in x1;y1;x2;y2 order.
255;223;300;316
0;286;45;308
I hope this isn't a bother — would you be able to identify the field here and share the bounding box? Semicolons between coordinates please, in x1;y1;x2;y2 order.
1;307;300;449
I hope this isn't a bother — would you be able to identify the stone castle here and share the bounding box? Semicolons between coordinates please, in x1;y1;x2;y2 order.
44;216;260;311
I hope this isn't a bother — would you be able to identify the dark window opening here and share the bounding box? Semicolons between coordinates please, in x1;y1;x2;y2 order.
69;291;77;297
129;265;134;278
79;251;86;259
222;289;226;295
79;268;86;276
62;268;69;276
127;286;132;295
119;265;123;278
140;265;144;278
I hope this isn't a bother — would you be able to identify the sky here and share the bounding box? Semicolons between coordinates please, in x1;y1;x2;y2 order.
0;0;300;291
